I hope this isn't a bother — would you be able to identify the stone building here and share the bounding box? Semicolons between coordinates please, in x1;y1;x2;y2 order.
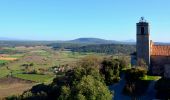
133;17;170;78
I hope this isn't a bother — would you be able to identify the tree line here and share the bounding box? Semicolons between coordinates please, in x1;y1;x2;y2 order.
50;43;136;55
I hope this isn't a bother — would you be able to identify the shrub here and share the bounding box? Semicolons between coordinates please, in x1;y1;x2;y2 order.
101;58;120;85
125;67;147;82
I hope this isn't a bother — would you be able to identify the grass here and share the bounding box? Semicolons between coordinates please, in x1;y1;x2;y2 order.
0;60;8;64
31;50;51;56
9;54;24;58
141;75;161;81
0;67;10;78
13;74;55;83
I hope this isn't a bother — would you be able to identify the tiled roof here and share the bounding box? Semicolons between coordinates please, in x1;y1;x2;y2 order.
151;45;170;56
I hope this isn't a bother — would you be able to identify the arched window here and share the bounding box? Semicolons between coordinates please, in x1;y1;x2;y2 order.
141;27;144;35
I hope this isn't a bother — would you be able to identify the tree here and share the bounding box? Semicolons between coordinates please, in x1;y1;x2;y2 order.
73;75;113;100
101;58;120;85
78;55;102;68
117;57;130;69
123;67;149;99
58;86;71;100
125;67;147;82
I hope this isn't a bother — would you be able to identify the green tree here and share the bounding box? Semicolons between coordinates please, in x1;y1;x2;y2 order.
53;65;112;100
78;55;102;68
73;75;113;100
101;58;120;85
123;67;149;99
58;86;71;100
125;67;147;82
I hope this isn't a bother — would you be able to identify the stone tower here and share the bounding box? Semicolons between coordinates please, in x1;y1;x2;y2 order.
136;17;150;68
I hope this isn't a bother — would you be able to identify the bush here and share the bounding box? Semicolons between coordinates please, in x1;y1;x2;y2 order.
123;67;149;98
125;67;147;82
73;75;113;100
5;95;20;100
29;63;34;66
78;55;102;68
101;58;120;85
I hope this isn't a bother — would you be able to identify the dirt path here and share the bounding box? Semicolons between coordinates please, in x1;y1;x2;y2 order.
109;75;157;100
109;74;131;100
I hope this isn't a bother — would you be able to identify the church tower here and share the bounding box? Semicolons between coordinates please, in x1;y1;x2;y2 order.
136;17;150;68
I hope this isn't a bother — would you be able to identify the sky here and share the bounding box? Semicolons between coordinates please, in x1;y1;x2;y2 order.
0;0;170;42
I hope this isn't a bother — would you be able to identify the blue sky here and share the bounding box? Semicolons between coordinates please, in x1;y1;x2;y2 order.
0;0;170;41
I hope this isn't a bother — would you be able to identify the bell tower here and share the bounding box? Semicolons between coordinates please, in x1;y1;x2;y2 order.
136;17;150;68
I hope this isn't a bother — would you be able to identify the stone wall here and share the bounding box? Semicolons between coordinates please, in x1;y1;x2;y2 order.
137;34;150;66
164;64;170;78
151;56;170;76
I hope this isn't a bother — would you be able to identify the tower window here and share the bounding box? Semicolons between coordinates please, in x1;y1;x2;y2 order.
141;27;144;35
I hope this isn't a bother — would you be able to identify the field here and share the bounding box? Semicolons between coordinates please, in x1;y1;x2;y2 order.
0;77;34;98
0;60;8;64
0;46;106;97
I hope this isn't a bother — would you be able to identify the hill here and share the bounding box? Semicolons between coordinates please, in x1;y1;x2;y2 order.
68;38;116;44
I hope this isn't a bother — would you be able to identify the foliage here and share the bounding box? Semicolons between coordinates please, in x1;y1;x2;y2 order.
52;65;105;87
13;59;113;100
101;58;121;85
117;57;130;69
71;44;135;55
58;75;113;100
78;55;102;68
123;67;149;98
5;95;20;100
73;75;112;100
49;42;135;55
0;60;8;66
58;86;71;100
125;67;147;82
48;43;87;50
123;80;150;98
56;74;112;100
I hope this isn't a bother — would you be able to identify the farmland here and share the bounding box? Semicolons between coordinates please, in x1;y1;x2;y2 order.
0;45;107;97
0;41;134;98
0;46;101;80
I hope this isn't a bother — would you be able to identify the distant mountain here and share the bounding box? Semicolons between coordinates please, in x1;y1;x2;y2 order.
67;38;118;44
67;38;135;44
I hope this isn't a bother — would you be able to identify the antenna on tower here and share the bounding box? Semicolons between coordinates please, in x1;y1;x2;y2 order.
140;17;147;22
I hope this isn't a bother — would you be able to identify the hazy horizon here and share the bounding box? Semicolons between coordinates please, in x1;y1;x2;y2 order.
0;0;170;42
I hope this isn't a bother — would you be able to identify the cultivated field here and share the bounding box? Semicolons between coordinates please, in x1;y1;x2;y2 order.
0;46;105;97
0;77;34;98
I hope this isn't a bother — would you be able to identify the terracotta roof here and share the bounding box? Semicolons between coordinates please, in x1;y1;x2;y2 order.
151;45;170;56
